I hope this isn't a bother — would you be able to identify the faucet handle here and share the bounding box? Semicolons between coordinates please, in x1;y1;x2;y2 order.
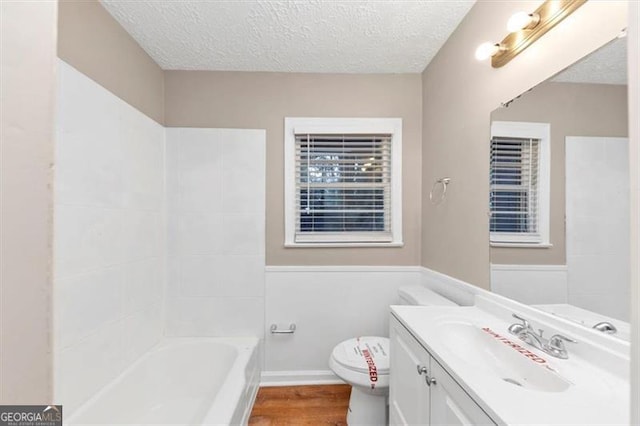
544;334;576;359
592;321;617;334
512;313;531;329
547;334;577;352
548;334;576;346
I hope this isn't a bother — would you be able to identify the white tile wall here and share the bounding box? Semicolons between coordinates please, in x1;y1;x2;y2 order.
54;60;166;414
166;296;265;337
54;206;125;278
124;258;163;315
123;304;163;367
566;136;630;321
57;320;125;414
179;255;265;298
164;128;266;339
55;268;124;349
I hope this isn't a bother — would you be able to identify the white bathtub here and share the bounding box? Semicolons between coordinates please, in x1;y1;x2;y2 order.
66;337;260;425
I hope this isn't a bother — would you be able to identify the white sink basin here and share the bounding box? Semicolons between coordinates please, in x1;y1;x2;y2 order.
438;321;571;393
391;304;630;425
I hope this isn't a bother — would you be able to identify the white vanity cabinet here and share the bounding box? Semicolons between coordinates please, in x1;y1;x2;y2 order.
389;315;495;426
389;315;431;425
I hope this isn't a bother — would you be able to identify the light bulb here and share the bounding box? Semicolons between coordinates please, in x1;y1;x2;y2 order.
507;12;539;33
475;42;500;61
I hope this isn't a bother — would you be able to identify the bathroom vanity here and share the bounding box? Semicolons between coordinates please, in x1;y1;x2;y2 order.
389;313;495;425
389;295;630;426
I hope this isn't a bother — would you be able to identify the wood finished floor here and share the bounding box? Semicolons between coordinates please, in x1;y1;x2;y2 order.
248;385;351;426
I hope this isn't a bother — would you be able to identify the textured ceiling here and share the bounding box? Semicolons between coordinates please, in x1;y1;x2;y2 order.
551;37;627;85
100;0;475;73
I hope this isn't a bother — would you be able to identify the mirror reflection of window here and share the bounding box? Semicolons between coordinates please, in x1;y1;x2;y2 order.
491;137;540;233
489;37;630;336
489;121;550;246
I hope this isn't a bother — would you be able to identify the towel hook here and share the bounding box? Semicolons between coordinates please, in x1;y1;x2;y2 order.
429;177;451;205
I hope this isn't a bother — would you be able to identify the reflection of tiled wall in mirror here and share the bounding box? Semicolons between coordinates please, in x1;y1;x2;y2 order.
490;75;628;323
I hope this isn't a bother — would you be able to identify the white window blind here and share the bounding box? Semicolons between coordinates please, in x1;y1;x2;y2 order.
490;136;541;243
294;133;392;243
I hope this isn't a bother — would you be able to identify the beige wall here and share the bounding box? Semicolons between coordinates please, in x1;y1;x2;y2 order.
57;0;164;124
421;1;628;289
0;1;57;403
491;82;628;265
165;71;422;266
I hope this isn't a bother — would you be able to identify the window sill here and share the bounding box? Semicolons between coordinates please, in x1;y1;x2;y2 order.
490;242;553;249
284;242;404;248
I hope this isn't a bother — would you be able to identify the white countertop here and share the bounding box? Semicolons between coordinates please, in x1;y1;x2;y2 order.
391;304;630;426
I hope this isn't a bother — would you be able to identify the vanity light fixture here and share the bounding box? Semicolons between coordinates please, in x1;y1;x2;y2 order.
506;12;541;33
475;42;505;61
476;0;587;68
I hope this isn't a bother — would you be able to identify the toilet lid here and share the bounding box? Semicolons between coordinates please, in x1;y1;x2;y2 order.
331;336;390;375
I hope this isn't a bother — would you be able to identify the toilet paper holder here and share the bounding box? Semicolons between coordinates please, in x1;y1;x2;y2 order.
270;323;296;334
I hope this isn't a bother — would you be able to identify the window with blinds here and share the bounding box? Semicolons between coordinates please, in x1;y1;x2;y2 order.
284;118;402;246
489;121;550;245
490;136;540;239
295;134;391;243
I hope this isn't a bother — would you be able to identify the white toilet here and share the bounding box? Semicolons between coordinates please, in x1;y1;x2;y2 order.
329;285;457;425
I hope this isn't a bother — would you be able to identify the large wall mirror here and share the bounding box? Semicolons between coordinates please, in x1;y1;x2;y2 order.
488;35;629;340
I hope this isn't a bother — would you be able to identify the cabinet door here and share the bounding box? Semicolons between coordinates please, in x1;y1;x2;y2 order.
430;360;496;426
389;317;431;426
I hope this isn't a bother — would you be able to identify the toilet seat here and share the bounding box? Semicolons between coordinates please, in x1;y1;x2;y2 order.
329;336;390;391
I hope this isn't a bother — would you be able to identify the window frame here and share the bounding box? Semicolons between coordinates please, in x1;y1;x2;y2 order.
490;121;551;246
284;117;403;247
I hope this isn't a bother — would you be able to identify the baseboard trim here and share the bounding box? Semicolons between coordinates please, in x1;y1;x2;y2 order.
265;265;422;273
260;370;344;387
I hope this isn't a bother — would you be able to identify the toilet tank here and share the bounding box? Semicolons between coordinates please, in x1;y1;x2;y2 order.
398;285;457;306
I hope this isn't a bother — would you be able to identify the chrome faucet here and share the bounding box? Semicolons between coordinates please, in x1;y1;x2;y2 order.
508;313;576;359
592;321;617;335
545;334;577;359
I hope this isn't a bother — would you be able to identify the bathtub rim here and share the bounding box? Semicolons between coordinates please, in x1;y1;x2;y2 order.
65;336;260;425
